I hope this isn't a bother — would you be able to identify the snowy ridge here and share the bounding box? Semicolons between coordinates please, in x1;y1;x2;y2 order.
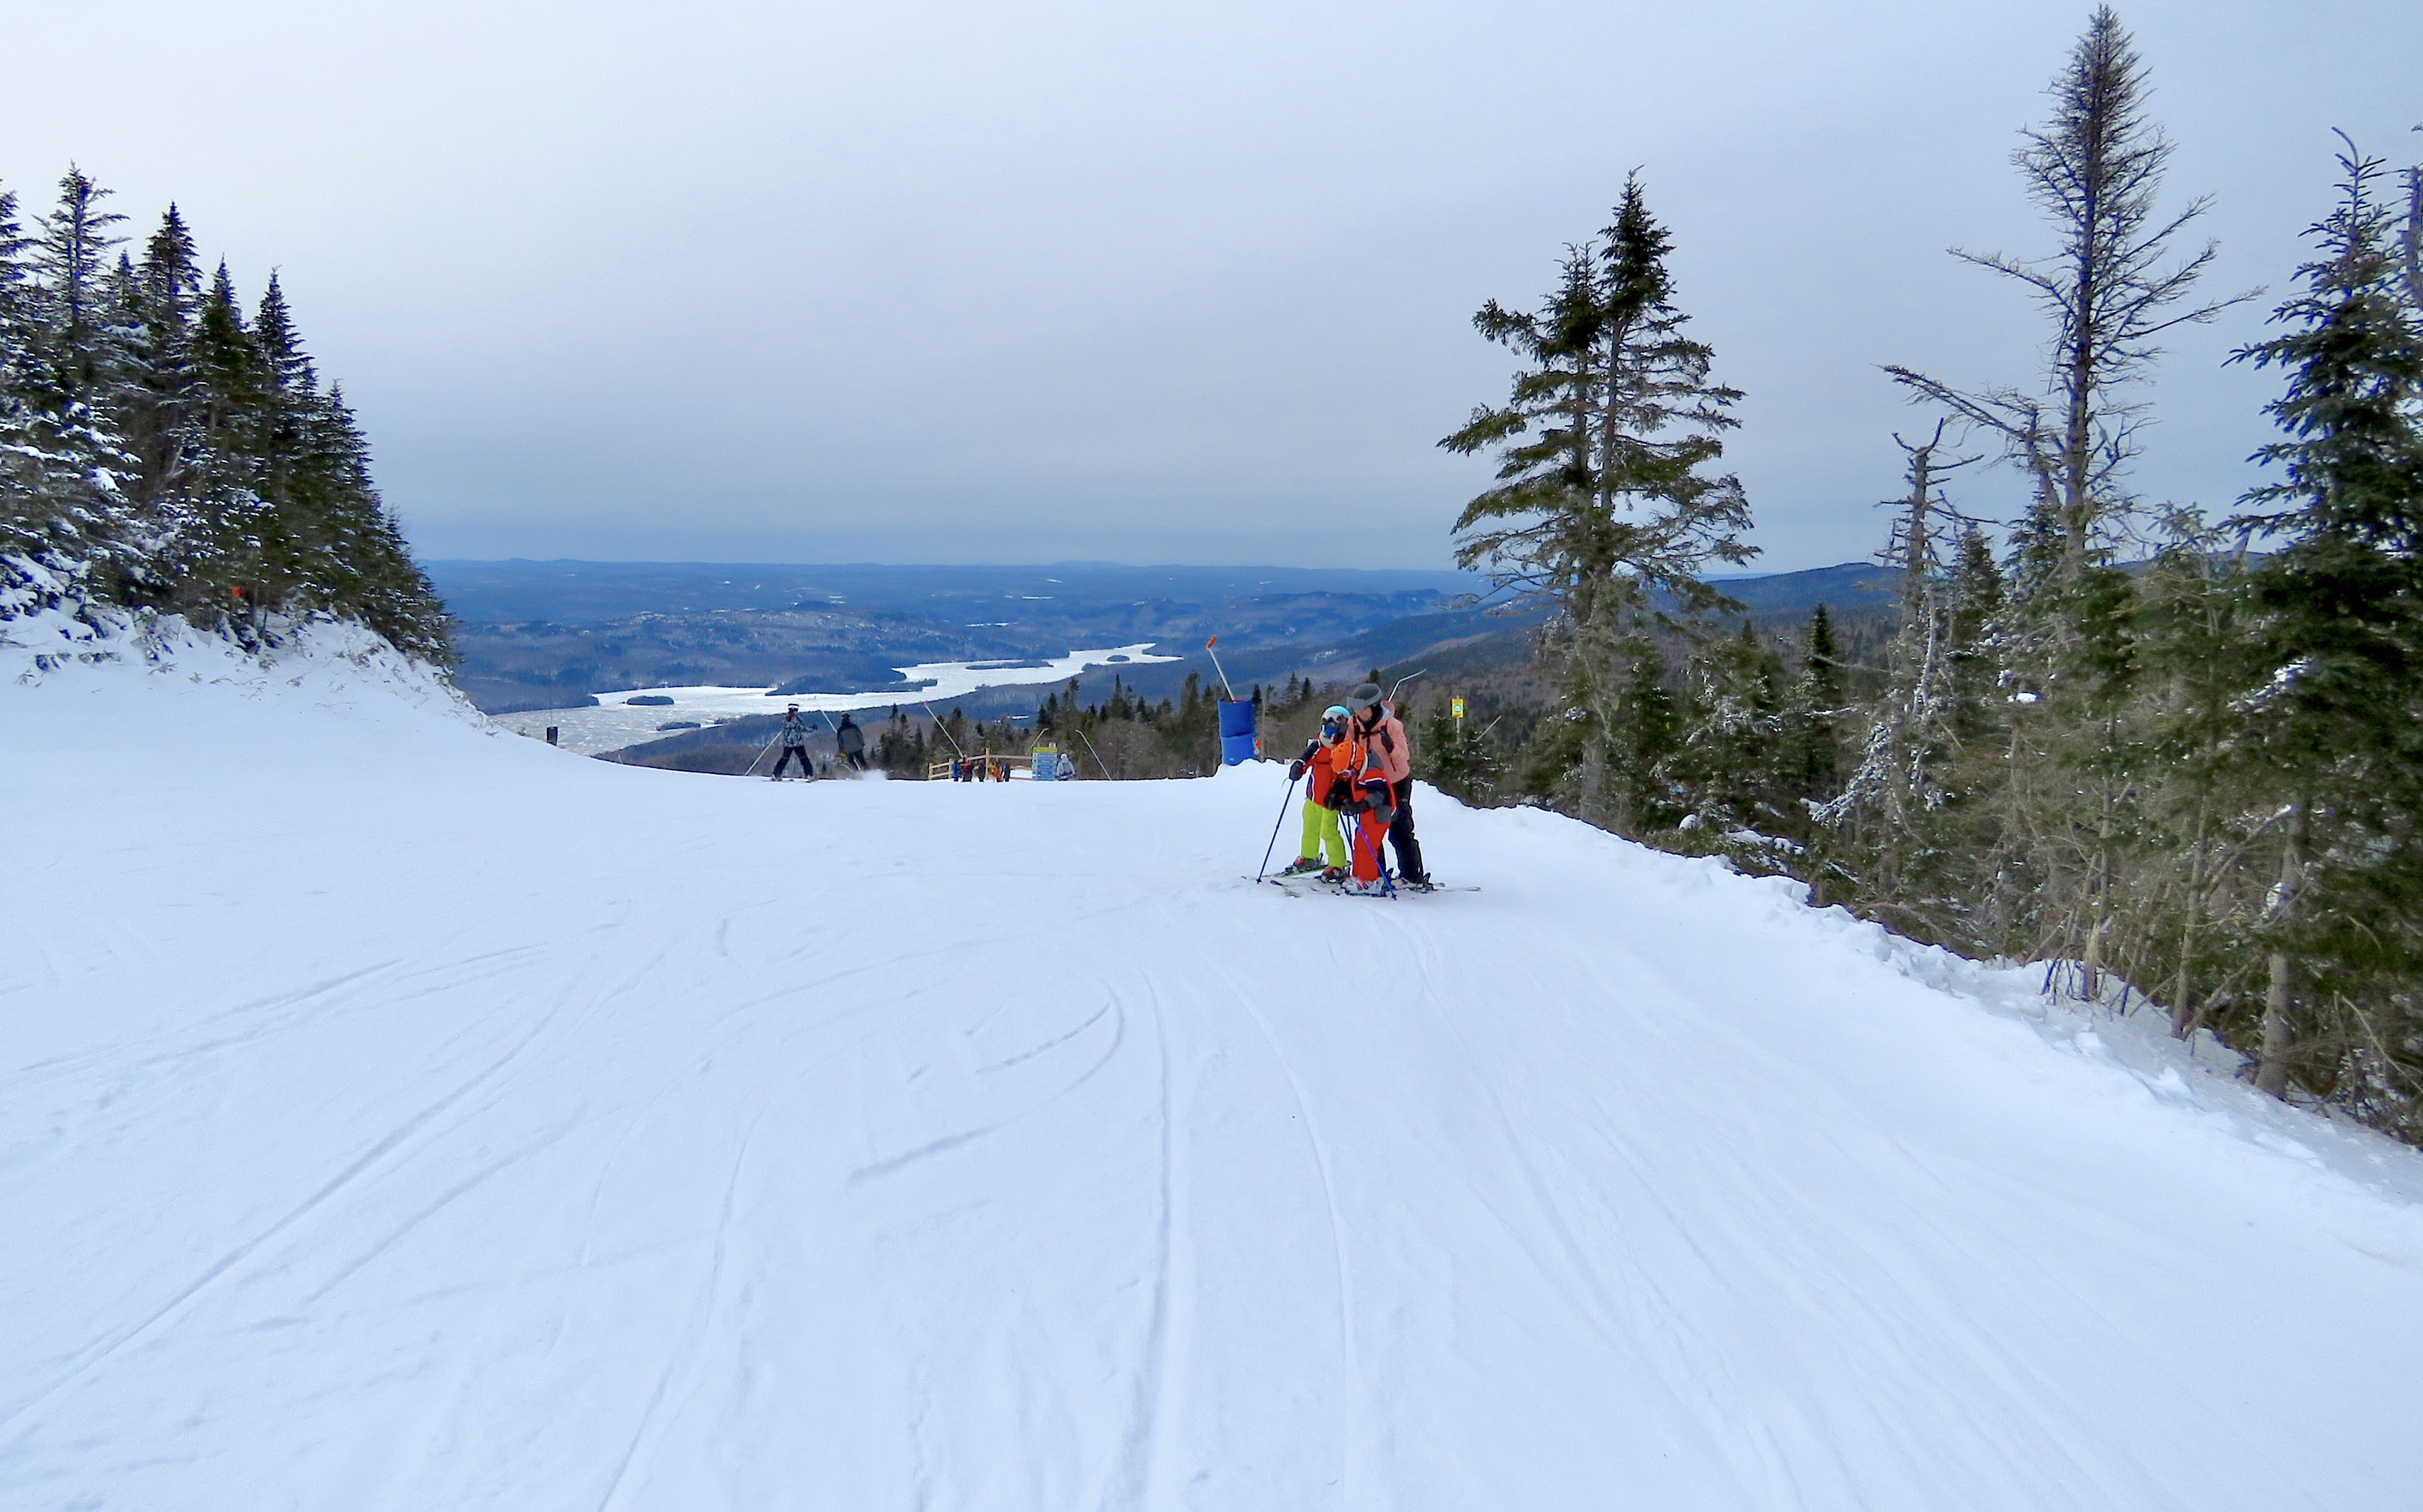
1693;860;2423;1212
6;644;2422;1510
4;575;475;727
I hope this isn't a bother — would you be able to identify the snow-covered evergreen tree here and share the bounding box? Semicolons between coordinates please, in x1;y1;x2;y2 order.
1672;622;1783;839
3;170;139;605
0;187;41;556
0;167;449;662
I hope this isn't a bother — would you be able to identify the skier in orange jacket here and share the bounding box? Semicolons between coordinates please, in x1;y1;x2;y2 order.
1278;706;1357;880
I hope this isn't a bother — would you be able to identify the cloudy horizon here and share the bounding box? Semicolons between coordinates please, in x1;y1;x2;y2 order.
10;0;2416;571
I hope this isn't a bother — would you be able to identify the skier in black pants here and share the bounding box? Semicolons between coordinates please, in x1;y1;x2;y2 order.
834;713;869;771
771;705;815;779
1347;681;1431;890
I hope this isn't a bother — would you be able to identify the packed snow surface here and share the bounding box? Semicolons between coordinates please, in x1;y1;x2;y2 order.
497;642;1178;754
7;622;2423;1512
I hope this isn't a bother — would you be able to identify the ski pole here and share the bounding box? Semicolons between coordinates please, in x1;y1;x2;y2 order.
1256;767;1296;880
742;730;780;777
921;698;966;757
814;708;846;776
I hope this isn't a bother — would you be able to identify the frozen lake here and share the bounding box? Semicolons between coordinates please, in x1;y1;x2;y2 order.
497;642;1177;754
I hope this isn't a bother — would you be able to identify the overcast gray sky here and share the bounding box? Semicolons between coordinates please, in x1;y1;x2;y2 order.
9;1;2417;570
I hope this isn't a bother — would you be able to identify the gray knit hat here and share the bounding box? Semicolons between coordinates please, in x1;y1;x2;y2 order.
1348;682;1384;710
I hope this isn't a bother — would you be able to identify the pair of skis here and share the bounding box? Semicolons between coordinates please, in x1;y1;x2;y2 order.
1254;825;1473;897
1250;871;1477;897
1253;770;1473;897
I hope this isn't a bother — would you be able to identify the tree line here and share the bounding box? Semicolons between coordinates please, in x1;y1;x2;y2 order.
866;671;1292;779
1443;8;2423;1141
0;169;450;660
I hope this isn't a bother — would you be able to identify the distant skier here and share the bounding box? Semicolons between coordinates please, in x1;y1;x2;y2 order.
771;705;814;779
1055;750;1078;781
1348;682;1431;890
834;713;869;771
1279;705;1356;880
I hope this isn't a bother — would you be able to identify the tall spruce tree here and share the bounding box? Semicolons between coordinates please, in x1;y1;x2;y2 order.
2131;508;2260;1039
126;207;203;507
0;186;40;551
1793;604;1843;800
2227;139;2423;1115
9;170;137;597
1443;174;1753;834
30;169;125;400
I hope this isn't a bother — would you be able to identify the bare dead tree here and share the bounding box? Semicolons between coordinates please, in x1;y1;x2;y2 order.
1884;7;2257;571
1882;420;1986;627
1816;421;1983;912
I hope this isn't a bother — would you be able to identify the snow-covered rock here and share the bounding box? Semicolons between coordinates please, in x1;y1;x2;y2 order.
4;631;2421;1511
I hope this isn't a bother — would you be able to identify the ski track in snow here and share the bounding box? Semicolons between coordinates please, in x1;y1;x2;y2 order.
6;619;2423;1509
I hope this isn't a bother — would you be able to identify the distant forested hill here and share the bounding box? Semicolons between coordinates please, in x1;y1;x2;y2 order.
421;560;1479;626
424;556;1902;715
425;560;1485;713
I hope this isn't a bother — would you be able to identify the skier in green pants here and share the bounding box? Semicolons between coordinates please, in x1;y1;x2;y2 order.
1278;706;1356;880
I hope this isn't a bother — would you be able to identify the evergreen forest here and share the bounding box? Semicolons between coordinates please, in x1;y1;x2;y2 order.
0;170;450;659
1429;9;2423;1142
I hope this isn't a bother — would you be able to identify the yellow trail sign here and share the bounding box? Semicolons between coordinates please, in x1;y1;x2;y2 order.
1451;696;1465;720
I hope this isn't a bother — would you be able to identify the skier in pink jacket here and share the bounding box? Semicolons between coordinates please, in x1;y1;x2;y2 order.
1346;681;1431;890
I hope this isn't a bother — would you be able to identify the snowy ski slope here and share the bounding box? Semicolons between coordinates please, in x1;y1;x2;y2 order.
5;617;2422;1511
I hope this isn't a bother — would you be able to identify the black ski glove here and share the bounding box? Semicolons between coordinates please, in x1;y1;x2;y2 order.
1288;759;1307;781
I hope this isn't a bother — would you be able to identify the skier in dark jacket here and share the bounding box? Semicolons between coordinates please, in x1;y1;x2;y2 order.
1347;682;1431;890
771;705;814;779
835;713;869;771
